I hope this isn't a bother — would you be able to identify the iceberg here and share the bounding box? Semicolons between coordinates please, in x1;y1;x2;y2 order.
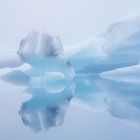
0;10;140;131
0;36;75;131
1;65;75;132
1;70;30;86
1;10;140;74
0;31;76;132
17;30;75;79
65;10;140;73
100;64;140;83
17;30;65;64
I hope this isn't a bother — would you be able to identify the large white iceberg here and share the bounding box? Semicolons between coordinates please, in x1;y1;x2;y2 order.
1;10;140;74
0;10;140;131
65;10;140;73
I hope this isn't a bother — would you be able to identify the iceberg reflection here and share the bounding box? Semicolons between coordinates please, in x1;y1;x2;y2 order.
1;10;140;131
2;69;140;131
101;78;140;128
1;68;74;132
0;30;76;132
19;84;74;132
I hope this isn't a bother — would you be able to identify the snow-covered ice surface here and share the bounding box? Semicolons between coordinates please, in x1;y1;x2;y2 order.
0;10;140;140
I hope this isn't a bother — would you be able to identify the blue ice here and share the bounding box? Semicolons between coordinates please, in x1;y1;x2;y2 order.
0;10;140;131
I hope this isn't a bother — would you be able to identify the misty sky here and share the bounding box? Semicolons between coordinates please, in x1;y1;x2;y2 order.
0;0;140;50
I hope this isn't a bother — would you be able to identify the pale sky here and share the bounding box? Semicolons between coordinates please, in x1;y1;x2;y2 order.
0;0;140;50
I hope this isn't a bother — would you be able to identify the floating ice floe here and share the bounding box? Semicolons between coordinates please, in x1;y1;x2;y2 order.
100;64;140;83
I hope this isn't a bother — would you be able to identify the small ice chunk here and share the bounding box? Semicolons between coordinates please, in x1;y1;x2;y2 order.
1;70;30;86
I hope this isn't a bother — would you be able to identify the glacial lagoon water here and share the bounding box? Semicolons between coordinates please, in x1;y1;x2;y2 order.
0;69;140;140
1;9;140;140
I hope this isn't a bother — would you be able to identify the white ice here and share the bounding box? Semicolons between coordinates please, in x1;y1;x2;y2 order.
100;64;140;83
